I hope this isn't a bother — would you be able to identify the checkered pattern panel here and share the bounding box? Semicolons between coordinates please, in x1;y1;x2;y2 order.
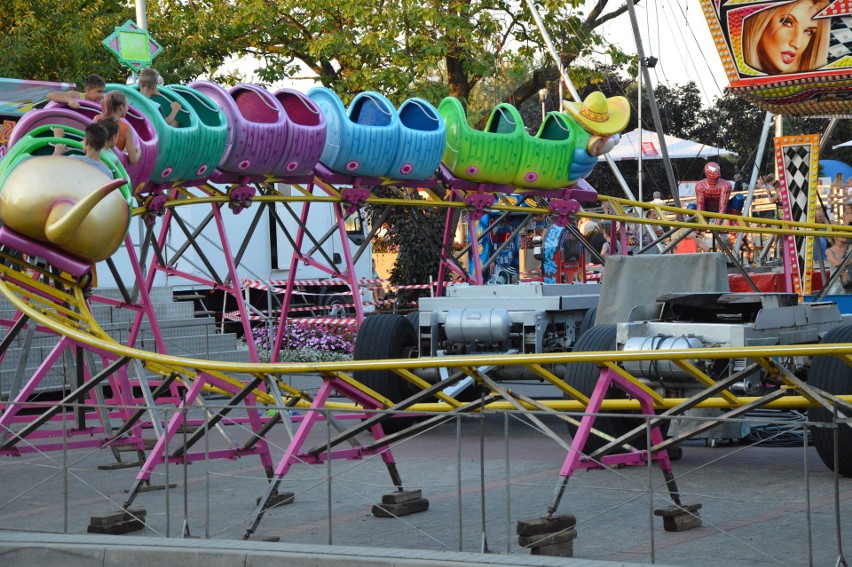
784;145;811;271
829;15;852;64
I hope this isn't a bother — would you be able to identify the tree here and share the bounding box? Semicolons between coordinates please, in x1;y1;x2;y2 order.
149;0;636;113
1;0;638;126
0;0;244;86
367;186;450;305
0;0;131;83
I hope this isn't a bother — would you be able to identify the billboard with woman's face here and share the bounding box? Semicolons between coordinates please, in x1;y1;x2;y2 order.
701;0;852;116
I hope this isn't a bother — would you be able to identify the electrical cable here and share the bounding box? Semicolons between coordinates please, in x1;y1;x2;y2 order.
740;408;811;447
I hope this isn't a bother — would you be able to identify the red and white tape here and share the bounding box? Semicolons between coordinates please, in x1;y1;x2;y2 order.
240;278;435;293
242;278;384;291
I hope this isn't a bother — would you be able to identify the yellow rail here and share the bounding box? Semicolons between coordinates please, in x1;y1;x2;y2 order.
131;183;852;239
2;255;851;418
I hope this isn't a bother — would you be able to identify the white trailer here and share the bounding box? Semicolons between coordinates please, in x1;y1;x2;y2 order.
94;183;373;327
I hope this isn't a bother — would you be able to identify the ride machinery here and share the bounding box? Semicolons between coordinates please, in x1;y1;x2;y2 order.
1;52;851;548
2;23;852;551
0;79;666;538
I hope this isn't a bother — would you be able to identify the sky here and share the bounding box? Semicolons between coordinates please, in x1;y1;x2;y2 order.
592;0;730;108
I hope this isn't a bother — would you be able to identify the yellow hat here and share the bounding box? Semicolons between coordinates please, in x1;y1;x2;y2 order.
563;92;630;137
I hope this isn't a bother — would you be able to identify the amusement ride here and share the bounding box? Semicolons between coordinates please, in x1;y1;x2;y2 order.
0;0;850;560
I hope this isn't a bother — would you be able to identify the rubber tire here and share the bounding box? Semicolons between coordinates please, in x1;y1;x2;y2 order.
354;314;418;433
578;307;598;340
406;311;420;337
564;324;646;453
808;324;852;477
322;293;351;317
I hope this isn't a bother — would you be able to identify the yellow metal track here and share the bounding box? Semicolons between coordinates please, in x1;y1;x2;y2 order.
135;184;852;240
0;183;849;429
2;253;851;417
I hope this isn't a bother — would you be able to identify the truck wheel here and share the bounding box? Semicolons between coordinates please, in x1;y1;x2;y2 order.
578;307;597;339
808;324;852;476
354;314;418;433
322;293;351;317
406;311;420;335
564;324;642;453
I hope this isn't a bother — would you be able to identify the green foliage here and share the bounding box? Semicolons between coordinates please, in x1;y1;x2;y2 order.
0;0;634;117
0;0;245;85
368;186;449;304
143;0;249;84
0;0;131;82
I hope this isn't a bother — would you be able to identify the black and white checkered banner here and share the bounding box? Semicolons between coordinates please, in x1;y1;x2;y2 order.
829;15;852;65
775;134;821;296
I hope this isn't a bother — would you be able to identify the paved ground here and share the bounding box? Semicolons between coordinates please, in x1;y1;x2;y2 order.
0;407;848;566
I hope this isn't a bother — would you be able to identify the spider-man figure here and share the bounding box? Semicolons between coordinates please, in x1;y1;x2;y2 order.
694;162;732;223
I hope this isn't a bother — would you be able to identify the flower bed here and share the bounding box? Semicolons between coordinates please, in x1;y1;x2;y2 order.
248;321;356;362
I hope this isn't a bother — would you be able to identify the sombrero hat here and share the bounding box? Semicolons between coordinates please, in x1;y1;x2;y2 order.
563;92;630;137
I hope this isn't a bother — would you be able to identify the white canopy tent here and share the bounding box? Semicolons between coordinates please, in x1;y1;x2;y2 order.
598;128;737;162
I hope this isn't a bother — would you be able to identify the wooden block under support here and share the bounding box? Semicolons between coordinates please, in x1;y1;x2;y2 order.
654;503;703;532
115;438;157;451
372;491;429;517
530;541;574;557
519;527;578;548
87;508;146;534
128;482;177;493
97;460;142;471
382;489;422;504
516;514;576;536
517;517;577;558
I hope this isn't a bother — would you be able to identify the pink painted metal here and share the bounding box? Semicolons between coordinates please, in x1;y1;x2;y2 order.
270;176;377;357
560;367;673;479
0;225;92;278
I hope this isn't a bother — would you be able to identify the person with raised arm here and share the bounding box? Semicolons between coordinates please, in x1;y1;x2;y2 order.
47;74;105;109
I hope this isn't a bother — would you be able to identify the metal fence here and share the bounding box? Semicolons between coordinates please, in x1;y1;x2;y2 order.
0;400;847;566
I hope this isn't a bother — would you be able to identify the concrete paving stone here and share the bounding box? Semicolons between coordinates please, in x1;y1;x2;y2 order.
102;546;240;567
0;410;847;566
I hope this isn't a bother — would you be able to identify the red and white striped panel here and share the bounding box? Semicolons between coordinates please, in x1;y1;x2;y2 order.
388;283;434;290
240;278;439;292
222;310;268;321
241;278;385;291
289;317;359;327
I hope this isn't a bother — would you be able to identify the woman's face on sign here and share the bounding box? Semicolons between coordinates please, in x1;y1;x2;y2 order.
758;0;822;73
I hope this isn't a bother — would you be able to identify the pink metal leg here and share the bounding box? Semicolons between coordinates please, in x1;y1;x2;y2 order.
330;200;365;321
273;184;315;359
211;205;259;361
560;367;672;477
0;336;72;446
